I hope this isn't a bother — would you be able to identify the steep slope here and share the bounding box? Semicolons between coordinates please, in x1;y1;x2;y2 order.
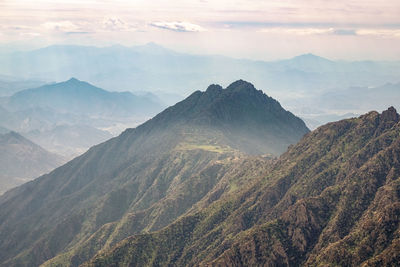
0;132;65;195
6;78;163;116
86;107;400;267
0;80;306;267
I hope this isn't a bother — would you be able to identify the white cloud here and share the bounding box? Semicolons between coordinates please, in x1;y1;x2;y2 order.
21;32;41;37
42;21;81;32
259;27;335;36
356;29;400;38
103;17;137;31
150;21;206;32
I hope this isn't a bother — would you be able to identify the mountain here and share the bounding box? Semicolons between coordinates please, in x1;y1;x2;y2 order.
0;80;308;266
25;124;113;158
276;53;337;72
6;78;163;117
0;78;165;158
0;131;65;195
85;107;400;267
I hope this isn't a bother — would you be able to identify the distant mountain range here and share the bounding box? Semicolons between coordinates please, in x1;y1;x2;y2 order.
0;131;65;195
0;80;309;266
312;82;400;112
289;82;400;129
1;43;399;130
1;43;399;100
0;78;165;158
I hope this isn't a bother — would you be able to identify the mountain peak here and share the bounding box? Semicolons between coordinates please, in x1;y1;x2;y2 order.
138;80;309;155
66;77;80;83
290;53;333;63
226;79;258;93
296;53;326;59
381;106;399;123
204;80;257;96
132;42;173;55
205;84;222;95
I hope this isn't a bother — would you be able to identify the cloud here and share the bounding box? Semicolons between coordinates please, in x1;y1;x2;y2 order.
150;21;206;32
259;27;335;35
40;18;138;35
103;17;137;31
332;29;357;35
42;21;81;32
356;29;400;38
259;27;361;36
65;32;91;35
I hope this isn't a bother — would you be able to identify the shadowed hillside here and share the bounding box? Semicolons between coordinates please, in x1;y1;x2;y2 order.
0;131;65;195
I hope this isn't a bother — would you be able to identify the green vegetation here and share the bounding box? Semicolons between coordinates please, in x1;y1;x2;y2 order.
85;107;400;267
176;143;234;153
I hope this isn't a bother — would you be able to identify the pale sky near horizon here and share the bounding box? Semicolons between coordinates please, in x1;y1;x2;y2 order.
1;0;400;60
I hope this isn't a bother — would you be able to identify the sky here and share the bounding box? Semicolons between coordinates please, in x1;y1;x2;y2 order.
1;0;400;60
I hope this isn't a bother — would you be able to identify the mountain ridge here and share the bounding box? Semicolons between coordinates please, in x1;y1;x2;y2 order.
1;43;399;100
84;106;400;267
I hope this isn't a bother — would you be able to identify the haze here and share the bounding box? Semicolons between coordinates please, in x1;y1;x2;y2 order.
1;0;400;60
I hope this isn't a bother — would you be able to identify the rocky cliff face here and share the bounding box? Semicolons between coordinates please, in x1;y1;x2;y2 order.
85;107;400;267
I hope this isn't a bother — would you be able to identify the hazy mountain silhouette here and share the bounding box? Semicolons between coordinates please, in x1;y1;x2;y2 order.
0;131;65;195
7;77;163;116
288;82;400;129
